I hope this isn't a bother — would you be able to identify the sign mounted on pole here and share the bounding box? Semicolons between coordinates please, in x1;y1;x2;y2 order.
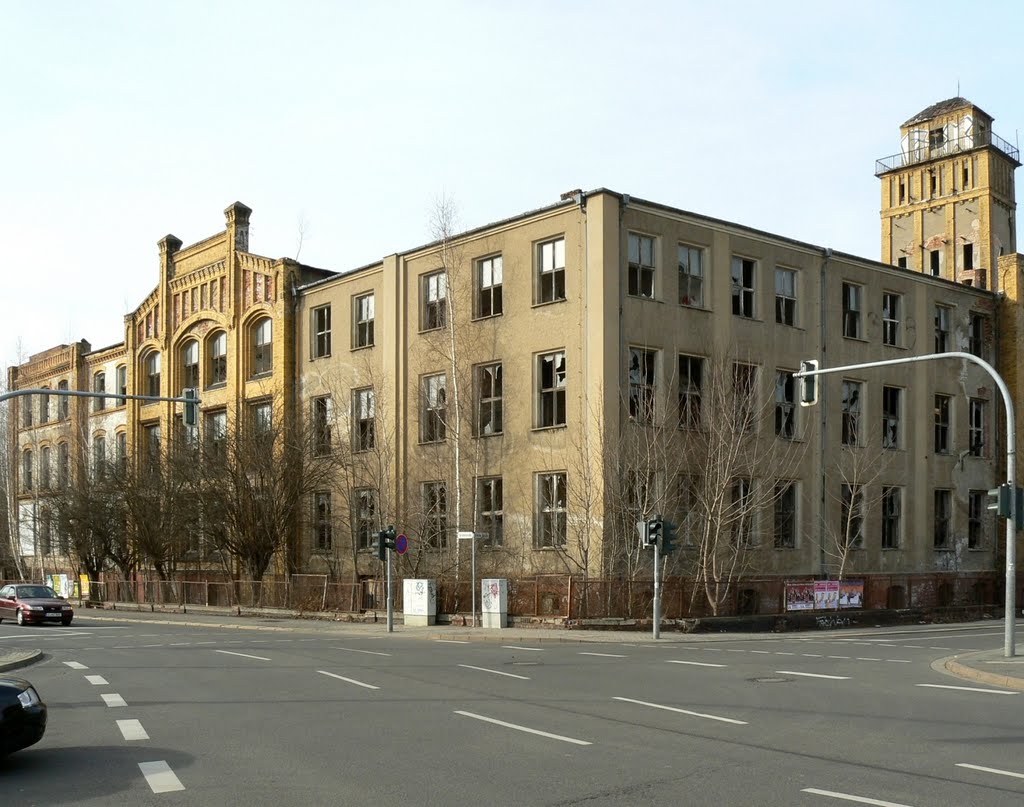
395;534;409;555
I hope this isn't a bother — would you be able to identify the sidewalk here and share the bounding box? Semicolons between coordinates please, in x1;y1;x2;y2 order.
940;648;1024;691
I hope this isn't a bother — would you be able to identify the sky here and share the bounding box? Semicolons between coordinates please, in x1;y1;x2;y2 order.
2;0;1023;367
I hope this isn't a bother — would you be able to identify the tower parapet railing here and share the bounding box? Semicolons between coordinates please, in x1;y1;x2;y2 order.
875;129;1019;175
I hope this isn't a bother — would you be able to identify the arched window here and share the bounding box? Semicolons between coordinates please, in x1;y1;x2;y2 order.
57;380;69;419
40;446;51;490
57;442;69;487
208;331;227;386
251;318;273;376
22;449;33;491
145;352;161;397
93;433;107;479
116;365;127;399
181;340;200;391
39;388;50;423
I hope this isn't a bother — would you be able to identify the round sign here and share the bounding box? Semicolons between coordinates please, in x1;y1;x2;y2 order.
395;534;409;555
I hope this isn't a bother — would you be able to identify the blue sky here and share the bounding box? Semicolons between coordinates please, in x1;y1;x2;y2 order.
2;1;1023;365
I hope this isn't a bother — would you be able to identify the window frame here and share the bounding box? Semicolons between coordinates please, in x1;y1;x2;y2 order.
774;267;797;326
353;293;375;349
476;476;504;547
535;471;567;548
93;371;106;412
934;305;950;353
536;236;566;304
968;312;986;359
968;490;984;549
476;255;503;318
181;340;200;391
882;486;902;550
775;370;796;440
421;373;447;443
476;362;503;437
145;351;161;398
627;232;656;299
312;304;332;358
628;347;658;423
536;350;567;429
842;282;863;339
251;318;273;377
421;271;447;331
678;354;703;430
934;394;951;454
841;379;863;446
773;481;797;549
422;481;448;549
933;488;952;549
969;398;986;457
730;256;756;318
882;292;901;347
353;487;378;551
312;395;333;456
353;387;376;453
678;243;705;308
314;491;333;552
882;385;901;449
208;331;227;387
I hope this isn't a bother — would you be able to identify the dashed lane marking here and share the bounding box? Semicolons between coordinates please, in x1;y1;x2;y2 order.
139;761;185;793
334;646;392;656
955;762;1024;780
454;710;591;745
85;675;108;686
117;719;149;741
666;660;727;668
214;650;270;661
776;671;850;680
579;652;628;658
317;670;379;690
502;646;544;652
458;664;530;680
102;694;127;707
915;684;1017;695
613;697;747;725
800;786;913;806
435;640;471;644
63;661;88;670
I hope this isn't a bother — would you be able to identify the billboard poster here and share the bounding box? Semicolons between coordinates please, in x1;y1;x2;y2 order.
785;581;815;611
814;580;839;610
839;580;864;609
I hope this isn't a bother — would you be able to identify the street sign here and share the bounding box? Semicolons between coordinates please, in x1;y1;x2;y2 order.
395;534;409;555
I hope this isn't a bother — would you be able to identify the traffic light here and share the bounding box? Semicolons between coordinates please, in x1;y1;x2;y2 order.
988;484;1012;518
377;525;397;561
182;388;199;426
661;519;678;554
798;360;818;407
645;516;663;549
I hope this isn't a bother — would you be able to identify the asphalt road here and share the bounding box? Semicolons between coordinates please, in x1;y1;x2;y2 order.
2;617;1024;806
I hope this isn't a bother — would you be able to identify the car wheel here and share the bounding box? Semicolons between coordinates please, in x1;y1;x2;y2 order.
16;609;24;626
62;617;73;627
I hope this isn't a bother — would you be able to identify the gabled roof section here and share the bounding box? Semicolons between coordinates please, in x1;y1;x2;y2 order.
902;97;984;127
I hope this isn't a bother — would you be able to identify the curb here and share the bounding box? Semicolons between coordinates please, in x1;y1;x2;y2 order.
0;650;43;674
937;652;1024;691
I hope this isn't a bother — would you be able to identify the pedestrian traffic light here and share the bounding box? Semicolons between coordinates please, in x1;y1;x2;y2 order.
377;525;397;560
182;388;199;426
798;360;818;407
661;519;678;554
645;515;663;549
988;484;1012;518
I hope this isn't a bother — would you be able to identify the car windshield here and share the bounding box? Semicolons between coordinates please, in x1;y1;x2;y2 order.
16;586;59;599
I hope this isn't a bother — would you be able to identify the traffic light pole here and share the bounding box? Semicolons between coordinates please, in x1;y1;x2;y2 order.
386;547;394;633
653;539;661;640
796;351;1017;657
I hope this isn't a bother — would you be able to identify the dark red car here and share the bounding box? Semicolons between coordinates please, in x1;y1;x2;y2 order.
0;584;74;626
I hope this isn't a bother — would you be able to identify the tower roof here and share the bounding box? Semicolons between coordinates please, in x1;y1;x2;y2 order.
902;97;988;127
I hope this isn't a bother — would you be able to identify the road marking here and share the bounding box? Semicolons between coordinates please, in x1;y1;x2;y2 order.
776;671;850;680
885;659;912;663
63;661;88;670
435;640;471;644
454;710;591;745
725;649;746;653
666;660;727;668
195;641;217;645
827;655;851;660
214;650;270;661
855;658;881;662
117;719;149;741
915;684;1017;695
334;646;392;656
956;762;1024;779
317;670;379;690
102;693;127;707
802;654;824;658
458;664;530;680
613;696;747;725
579;652;627;658
85;675;108;686
502;645;544;651
801;787;913;806
138;761;185;793
141;644;164;648
928;646;952;650
750;650;770;654
774;652;795;656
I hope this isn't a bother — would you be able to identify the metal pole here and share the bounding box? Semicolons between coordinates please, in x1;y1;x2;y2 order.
653;539;661;640
796;352;1016;656
386;549;394;633
471;536;477;628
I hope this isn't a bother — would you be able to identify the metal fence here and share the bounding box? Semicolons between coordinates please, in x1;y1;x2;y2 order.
2;571;1001;620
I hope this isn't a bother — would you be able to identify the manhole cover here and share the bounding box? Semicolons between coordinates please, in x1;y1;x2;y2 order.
750;676;789;683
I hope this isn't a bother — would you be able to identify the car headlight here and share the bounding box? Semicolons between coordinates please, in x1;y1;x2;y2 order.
17;687;40;708
26;605;44;611
62;605;72;611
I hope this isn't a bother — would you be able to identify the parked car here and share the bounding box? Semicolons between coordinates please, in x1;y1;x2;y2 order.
0;677;47;756
0;584;74;626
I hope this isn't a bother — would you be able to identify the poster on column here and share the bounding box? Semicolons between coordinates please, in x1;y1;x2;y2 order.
814;580;839;610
